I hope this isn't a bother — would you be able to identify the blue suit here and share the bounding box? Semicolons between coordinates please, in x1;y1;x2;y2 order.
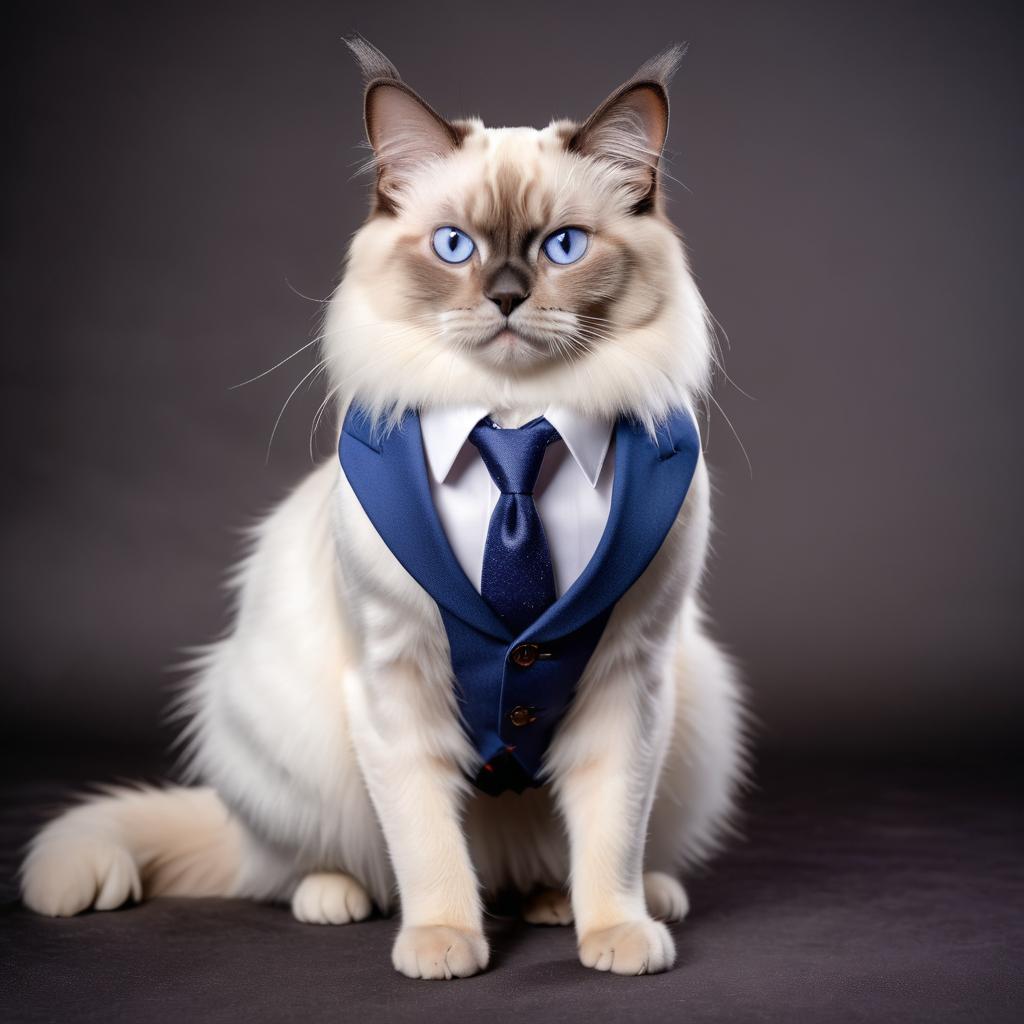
338;403;700;795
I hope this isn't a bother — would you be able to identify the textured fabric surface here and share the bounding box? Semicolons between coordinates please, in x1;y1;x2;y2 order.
1;747;1021;1023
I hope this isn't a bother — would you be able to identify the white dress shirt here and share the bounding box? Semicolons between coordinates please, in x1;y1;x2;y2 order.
418;405;616;598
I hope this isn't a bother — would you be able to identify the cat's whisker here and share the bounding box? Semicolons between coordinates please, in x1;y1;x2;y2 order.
323;326;447;406
308;325;449;455
284;278;335;306
230;334;329;390
557;331;592;359
701;308;756;402
572;309;755;403
571;325;679;397
704;391;753;478
233;313;440;392
562;331;601;394
281;325;440;461
572;324;752;474
309;380;348;459
304;357;335;397
266;356;334;463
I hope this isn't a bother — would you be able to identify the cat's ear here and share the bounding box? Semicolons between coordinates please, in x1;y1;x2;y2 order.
568;45;685;211
344;35;461;208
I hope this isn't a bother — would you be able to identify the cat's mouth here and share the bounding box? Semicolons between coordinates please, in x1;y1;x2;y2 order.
491;328;537;348
449;312;584;368
479;326;549;363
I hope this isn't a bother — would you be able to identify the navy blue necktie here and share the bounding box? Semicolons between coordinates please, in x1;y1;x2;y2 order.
469;415;561;635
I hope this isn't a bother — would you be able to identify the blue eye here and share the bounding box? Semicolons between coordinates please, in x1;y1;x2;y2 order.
432;226;475;264
542;227;588;265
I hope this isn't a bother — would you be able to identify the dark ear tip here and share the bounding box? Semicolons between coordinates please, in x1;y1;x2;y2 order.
633;43;688;88
343;33;402;84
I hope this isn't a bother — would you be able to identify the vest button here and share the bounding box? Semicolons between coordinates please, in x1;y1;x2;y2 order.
510;643;539;668
509;705;533;727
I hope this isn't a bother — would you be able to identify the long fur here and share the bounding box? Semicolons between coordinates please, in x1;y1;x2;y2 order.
21;44;747;980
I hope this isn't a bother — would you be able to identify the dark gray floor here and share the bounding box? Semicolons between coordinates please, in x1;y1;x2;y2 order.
1;747;1021;1023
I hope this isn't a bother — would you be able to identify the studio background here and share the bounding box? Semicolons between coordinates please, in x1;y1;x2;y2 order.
3;0;1022;758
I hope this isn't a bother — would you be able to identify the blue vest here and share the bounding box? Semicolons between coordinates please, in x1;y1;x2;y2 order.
338;403;700;795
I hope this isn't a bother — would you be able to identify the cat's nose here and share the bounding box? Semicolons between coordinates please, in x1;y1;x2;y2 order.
485;266;530;317
488;289;529;317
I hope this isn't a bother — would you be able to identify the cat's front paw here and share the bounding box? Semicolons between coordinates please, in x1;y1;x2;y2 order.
578;917;676;975
392;925;489;979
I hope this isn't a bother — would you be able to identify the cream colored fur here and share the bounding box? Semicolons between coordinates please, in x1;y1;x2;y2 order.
21;44;746;980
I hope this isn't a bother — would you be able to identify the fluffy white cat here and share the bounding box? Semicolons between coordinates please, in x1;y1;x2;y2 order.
21;38;745;979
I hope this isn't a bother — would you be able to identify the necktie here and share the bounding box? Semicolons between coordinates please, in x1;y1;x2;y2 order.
469;415;561;635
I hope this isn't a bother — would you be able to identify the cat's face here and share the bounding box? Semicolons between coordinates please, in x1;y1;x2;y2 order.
326;41;711;424
350;121;679;371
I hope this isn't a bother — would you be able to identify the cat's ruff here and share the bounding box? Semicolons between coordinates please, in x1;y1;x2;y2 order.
21;37;747;980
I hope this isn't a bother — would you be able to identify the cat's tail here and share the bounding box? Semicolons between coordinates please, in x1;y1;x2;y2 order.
20;785;244;916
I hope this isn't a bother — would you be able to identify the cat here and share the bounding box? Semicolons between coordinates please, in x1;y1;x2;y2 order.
20;37;746;979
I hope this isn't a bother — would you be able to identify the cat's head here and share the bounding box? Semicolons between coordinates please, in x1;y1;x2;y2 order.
325;37;713;428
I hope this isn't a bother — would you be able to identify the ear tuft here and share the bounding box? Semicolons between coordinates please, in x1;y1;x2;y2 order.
343;33;402;85
631;43;687;91
344;35;460;210
569;44;687;211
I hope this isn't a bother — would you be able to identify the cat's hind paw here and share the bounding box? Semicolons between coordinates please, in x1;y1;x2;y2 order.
291;871;373;925
392;925;489;979
523;888;574;925
643;871;690;922
578;917;676;975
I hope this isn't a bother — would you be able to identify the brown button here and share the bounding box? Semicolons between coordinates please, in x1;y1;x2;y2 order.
510;643;539;667
509;706;532;727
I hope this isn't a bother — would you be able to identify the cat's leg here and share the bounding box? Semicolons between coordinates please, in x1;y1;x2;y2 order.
345;663;488;979
645;619;746;882
335;474;490;978
549;653;678;975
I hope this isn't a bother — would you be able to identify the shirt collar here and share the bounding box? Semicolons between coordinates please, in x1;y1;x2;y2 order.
419;403;613;489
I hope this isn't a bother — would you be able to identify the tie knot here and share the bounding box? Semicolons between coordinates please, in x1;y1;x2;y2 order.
469;416;560;495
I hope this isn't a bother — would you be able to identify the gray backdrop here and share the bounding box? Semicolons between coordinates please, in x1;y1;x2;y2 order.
3;0;1021;754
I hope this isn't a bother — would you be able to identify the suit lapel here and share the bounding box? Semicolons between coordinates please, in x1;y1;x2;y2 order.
339;403;700;646
526;408;701;645
339;404;512;641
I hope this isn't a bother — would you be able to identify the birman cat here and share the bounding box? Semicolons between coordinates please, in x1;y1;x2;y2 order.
22;37;745;979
